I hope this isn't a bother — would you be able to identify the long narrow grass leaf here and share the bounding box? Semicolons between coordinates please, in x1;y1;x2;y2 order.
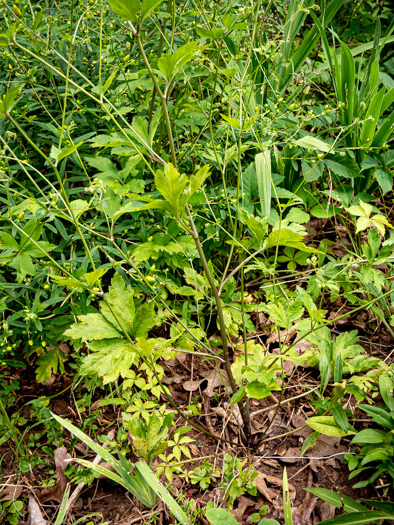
255;150;271;219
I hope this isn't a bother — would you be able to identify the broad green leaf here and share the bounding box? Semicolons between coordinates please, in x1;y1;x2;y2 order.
101;273;135;336
266;229;315;253
360;500;394;514
107;0;140;21
331;402;348;433
195;27;224;40
155;163;188;216
51;275;85;291
246;381;279;400
360;87;385;146
318;511;394;525
300;431;319;456
80;339;139;384
0;86;20;116
306;416;355;437
140;0;165;21
306;488;366;513
255;150;271;219
351;428;387;444
0;232;19;250
379;374;394;412
133;301;155;339
0;34;10;49
295;136;332;153
189;165;210;196
375;169;393;194
286;208;310;224
35;349;62;383
220;114;241;129
84;268;108;288
158;42;201;81
358;404;394;429
239;209;268;246
57;142;84;163
230;386;245;406
68;199;90;220
64;313;122;341
11;253;36;279
206;508;239;525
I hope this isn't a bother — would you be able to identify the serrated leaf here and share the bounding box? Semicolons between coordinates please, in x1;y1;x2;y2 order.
101;273;135;335
80;338;138;384
36;349;58;383
84;268;108;288
133;301;155;338
155;163;188;216
65;313;122;341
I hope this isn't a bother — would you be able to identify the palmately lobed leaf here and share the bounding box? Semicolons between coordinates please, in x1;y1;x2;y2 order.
64;313;122;342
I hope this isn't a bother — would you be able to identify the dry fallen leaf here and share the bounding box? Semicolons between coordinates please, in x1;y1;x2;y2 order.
0;484;23;502
39;447;71;503
28;497;49;525
254;473;275;502
317;501;336;521
292;470;317;525
233;495;258;522
257;472;296;500
183;368;229;397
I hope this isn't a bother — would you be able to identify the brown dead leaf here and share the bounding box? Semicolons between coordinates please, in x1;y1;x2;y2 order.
254;473;275;502
28;497;49;525
39;447;71;503
161;374;188;385
211;402;243;426
292;414;313;438
279;446;303;464
317;501;336;521
183;369;229;397
293;470;317;525
0;484;23;502
307;435;346;472
257;472;296;500
233;496;258;522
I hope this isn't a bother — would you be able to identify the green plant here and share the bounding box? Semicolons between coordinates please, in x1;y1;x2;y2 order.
0;500;24;525
306;487;394;524
345;373;394;488
123;410;174;464
218;453;258;509
188;459;220;490
52;413;189;523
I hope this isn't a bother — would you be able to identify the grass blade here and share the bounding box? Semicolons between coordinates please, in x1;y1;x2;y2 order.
255;150;271;219
135;461;189;524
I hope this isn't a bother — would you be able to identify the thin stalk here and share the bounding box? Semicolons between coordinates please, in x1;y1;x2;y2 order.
133;21;251;441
